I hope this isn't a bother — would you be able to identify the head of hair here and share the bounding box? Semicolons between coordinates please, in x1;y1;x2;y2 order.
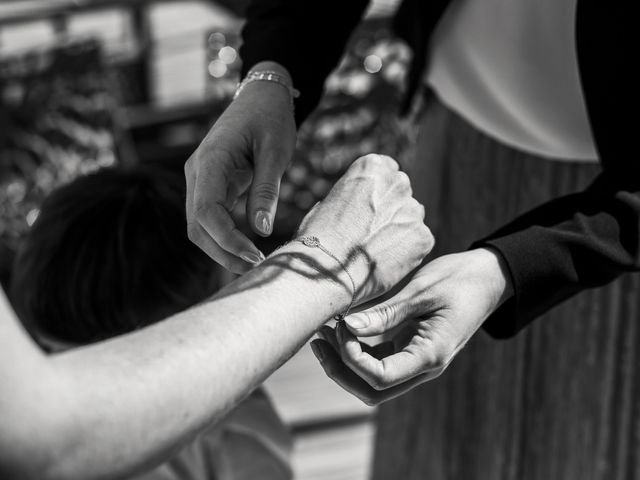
10;165;219;345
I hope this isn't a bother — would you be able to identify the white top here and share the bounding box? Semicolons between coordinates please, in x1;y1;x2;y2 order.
425;0;599;161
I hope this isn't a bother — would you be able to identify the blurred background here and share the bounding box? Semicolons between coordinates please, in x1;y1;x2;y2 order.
0;1;413;478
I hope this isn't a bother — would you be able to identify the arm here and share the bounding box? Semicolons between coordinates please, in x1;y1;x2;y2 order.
476;172;640;338
310;1;640;402
0;154;432;479
0;258;348;480
185;0;369;270
479;3;639;337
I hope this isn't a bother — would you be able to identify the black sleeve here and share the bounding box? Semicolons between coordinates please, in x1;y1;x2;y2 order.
475;172;640;338
239;0;370;125
475;3;639;338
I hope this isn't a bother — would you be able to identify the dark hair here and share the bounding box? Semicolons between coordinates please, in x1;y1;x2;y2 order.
10;165;219;344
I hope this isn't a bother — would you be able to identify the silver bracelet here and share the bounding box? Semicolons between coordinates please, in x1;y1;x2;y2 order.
233;70;301;107
295;236;356;322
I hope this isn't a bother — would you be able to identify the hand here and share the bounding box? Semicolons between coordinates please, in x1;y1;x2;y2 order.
291;154;434;304
185;62;296;273
311;248;514;405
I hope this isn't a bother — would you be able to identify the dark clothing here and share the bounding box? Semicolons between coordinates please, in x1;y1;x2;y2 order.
240;0;640;337
373;92;640;480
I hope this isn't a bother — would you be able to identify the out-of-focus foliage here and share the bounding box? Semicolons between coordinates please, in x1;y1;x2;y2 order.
0;40;123;283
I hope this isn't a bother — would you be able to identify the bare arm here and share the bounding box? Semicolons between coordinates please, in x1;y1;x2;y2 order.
0;251;346;480
0;155;432;480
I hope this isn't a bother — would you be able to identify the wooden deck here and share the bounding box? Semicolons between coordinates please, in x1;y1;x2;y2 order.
265;342;375;480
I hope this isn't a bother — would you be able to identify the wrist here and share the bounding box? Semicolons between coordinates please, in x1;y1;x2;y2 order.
239;61;297;101
264;241;353;317
248;61;293;83
466;247;514;311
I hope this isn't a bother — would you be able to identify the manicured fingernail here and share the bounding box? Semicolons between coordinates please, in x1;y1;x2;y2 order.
310;342;324;362
241;251;263;264
346;314;369;330
255;210;272;235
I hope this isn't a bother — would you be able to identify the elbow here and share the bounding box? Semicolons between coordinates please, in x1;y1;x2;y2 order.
0;430;93;480
0;398;90;480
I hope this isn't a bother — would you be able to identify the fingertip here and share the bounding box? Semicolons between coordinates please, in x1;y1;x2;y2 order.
344;313;371;335
253;209;273;237
316;326;329;342
240;250;266;265
310;340;325;362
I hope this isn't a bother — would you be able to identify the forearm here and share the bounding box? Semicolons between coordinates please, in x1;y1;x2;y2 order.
1;249;348;480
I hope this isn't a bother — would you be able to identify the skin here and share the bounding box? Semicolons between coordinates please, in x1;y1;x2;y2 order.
0;155;431;479
187;60;514;404
312;248;514;405
185;61;297;273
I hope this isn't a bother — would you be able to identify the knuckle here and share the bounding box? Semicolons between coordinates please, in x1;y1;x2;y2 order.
376;303;398;330
377;154;399;169
422;225;435;249
395;171;411;188
186;224;200;243
193;202;208;223
356;154;397;170
408;200;425;220
362;153;383;163
423;343;450;370
370;372;392;391
251;181;279;202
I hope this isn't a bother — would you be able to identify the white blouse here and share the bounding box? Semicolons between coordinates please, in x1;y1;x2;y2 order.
425;0;599;162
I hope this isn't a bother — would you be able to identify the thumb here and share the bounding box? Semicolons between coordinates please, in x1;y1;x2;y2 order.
344;288;419;337
247;153;286;237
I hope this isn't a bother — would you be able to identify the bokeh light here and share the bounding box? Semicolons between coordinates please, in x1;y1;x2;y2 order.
25;209;40;227
363;54;382;73
218;46;237;64
208;59;227;78
207;32;226;49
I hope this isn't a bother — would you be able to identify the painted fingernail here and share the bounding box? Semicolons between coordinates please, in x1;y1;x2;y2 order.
345;314;369;330
255;210;272;235
241;251;263;264
310;342;324;362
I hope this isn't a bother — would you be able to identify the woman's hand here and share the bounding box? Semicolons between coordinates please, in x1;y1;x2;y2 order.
310;248;514;405
185;62;296;274
292;154;434;304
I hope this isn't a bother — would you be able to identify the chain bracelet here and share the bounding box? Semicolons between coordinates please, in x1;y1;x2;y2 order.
290;235;356;322
233;70;300;108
